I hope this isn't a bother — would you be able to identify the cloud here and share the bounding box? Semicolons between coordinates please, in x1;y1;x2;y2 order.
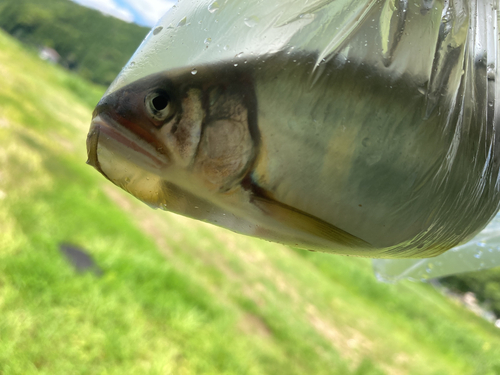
72;0;176;27
121;0;176;27
72;0;135;23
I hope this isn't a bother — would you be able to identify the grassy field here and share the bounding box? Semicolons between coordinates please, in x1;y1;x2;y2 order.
1;29;500;374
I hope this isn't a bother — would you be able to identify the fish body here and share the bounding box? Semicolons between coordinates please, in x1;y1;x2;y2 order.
87;0;500;258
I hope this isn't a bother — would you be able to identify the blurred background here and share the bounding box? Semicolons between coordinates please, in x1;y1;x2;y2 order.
1;0;500;374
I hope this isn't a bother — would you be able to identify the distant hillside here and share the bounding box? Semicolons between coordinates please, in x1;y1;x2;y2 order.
441;268;500;317
0;0;149;85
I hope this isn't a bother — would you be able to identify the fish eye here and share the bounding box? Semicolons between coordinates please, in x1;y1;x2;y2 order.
152;94;169;111
145;91;174;123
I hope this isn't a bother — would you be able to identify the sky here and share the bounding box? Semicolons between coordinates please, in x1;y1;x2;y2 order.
72;0;176;27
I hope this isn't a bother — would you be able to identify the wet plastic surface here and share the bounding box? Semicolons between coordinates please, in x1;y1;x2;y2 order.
88;0;500;265
373;210;500;282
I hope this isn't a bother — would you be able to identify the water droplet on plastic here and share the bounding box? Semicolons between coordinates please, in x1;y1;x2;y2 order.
362;138;371;147
204;37;212;45
487;64;495;80
153;26;163;35
129;61;136;67
299;13;314;19
244;16;259;28
223;45;229;51
208;1;219;13
177;17;187;27
474;250;483;259
418;87;427;95
235;52;244;58
234;63;238;67
191;69;197;75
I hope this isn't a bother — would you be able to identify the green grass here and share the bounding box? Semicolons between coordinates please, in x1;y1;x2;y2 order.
1;28;500;374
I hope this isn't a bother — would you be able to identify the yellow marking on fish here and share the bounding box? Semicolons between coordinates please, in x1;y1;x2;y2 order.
252;195;372;249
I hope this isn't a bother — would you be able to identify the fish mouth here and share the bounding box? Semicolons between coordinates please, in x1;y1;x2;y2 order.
86;114;168;178
86;116;104;174
86;114;173;208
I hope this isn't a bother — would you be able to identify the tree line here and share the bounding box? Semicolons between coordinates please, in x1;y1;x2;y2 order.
0;0;149;85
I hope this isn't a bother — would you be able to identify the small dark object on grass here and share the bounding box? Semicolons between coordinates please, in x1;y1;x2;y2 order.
59;243;103;276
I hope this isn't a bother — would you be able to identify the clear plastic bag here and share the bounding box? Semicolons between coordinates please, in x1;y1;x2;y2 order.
374;210;500;282
87;0;500;265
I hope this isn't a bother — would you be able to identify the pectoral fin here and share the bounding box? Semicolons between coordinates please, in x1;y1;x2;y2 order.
251;196;373;250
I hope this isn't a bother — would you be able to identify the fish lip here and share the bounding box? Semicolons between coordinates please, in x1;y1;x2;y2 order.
86;114;168;177
86;118;103;173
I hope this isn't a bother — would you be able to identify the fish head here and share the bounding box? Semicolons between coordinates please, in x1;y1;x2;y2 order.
86;66;258;213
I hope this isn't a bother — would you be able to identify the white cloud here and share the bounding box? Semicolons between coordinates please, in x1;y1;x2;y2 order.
72;0;135;23
122;0;176;27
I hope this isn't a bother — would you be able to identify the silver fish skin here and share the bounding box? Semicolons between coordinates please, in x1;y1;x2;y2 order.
86;0;500;258
86;48;500;258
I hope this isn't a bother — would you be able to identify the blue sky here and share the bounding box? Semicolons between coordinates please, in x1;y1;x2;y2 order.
72;0;176;27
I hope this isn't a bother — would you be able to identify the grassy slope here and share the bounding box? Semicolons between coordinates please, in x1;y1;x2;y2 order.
0;29;500;374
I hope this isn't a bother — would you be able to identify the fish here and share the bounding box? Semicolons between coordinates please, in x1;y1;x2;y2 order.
86;0;500;258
